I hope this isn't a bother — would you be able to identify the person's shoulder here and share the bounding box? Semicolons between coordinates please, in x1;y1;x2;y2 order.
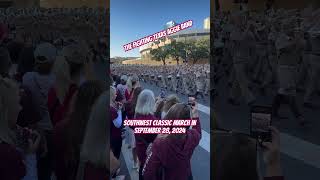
152;136;167;151
186;127;201;140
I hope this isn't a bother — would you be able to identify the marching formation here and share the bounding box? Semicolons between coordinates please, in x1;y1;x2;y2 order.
111;64;210;100
213;7;320;125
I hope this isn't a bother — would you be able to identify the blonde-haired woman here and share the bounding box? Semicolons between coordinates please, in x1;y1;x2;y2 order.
0;77;41;180
78;91;119;179
134;89;158;179
126;77;133;99
48;44;86;126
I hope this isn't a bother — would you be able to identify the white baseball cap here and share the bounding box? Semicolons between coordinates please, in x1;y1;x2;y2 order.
34;42;57;63
120;75;128;81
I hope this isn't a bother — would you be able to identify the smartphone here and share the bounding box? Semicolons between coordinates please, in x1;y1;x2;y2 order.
250;106;272;143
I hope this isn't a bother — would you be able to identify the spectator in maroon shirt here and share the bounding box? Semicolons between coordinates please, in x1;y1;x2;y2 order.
110;86;123;160
213;127;284;180
78;91;109;180
125;87;143;120
143;101;201;180
53;80;105;180
134;89;158;180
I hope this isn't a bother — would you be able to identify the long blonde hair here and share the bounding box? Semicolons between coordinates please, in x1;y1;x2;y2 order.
0;77;18;145
126;77;133;93
80;91;107;168
52;56;71;102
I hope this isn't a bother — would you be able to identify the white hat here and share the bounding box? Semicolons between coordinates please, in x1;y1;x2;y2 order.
120;75;128;81
34;43;57;63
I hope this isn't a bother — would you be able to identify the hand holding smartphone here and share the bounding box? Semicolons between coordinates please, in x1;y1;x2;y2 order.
188;96;198;118
250;106;272;144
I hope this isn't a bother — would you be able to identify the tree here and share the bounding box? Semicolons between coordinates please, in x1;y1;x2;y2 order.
150;45;170;65
185;38;210;64
168;40;186;65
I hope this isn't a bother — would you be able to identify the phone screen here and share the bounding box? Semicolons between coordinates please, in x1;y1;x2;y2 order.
250;106;272;142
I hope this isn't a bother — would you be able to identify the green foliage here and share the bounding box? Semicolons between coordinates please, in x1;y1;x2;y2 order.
150;45;170;65
185;38;210;64
167;40;186;64
150;38;209;65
